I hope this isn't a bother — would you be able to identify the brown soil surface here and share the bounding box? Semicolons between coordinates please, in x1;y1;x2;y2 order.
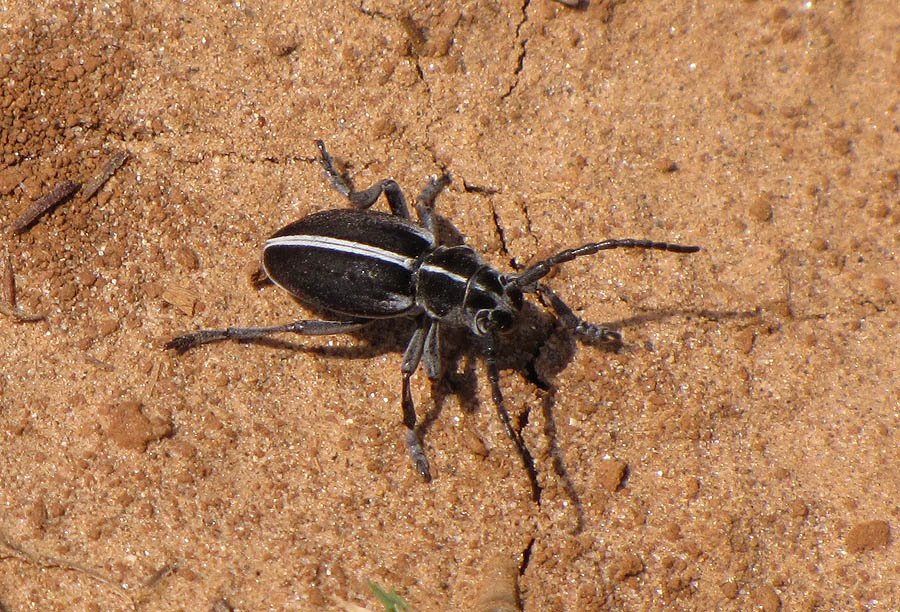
1;1;896;610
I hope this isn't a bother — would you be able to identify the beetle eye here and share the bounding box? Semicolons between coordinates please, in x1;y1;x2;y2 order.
474;309;514;335
474;310;492;336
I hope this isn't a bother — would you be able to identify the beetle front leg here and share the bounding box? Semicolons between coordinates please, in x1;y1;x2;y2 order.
315;140;411;219
165;320;371;354
400;317;433;481
534;284;622;346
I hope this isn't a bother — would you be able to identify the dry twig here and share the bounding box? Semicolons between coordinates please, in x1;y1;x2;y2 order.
81;150;129;201
11;180;81;234
1;247;45;322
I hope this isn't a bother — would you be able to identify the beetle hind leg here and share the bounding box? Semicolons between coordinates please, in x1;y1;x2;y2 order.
402;372;431;481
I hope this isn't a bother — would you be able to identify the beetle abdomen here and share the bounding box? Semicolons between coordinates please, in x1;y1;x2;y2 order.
263;209;435;318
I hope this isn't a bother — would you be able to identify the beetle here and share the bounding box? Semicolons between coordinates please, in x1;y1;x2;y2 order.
166;141;700;484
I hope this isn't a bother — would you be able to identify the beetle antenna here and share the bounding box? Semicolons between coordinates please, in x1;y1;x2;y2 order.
511;239;700;290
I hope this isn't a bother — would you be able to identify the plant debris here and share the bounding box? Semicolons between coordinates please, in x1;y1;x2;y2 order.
11;179;81;234
1;246;45;322
80;149;129;201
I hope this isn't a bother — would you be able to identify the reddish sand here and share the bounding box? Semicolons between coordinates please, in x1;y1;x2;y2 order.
0;1;896;610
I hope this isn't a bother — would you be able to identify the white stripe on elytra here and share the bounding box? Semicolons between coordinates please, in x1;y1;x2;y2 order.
266;235;416;270
420;263;467;285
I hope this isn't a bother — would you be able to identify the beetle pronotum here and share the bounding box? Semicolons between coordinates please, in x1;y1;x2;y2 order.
167;141;700;484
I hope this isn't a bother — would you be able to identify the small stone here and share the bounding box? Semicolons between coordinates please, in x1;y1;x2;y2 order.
656;158;679;173
104;400;172;451
0;165;24;195
267;32;299;56
610;552;643;581
749;196;774;222
593;459;627;492
460;426;488;458
25;497;47;533
752;584;781;612
174;246;199;271
720;580;739;599
98;318;119;336
846;520;890;553
78;270;97;286
58;281;77;301
161;284;198;316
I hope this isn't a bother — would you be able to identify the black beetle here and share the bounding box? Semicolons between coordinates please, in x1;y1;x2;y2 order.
167;141;700;483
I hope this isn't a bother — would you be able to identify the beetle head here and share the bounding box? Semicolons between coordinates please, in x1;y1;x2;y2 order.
468;269;523;336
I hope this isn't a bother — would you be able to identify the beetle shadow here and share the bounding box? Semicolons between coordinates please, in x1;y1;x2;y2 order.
416;301;757;533
237;284;752;533
242;295;581;512
608;306;760;330
416;299;612;532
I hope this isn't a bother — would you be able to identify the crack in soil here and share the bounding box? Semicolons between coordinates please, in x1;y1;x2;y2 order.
490;200;511;257
460;180;509;257
519;536;536;588
501;0;532;100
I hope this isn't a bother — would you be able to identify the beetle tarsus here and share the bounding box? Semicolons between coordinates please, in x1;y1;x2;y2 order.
576;323;622;345
164;334;203;354
165;330;229;353
406;429;432;482
316;140;412;219
315;139;351;197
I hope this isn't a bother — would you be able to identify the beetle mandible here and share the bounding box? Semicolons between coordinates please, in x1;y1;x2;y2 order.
167;141;700;483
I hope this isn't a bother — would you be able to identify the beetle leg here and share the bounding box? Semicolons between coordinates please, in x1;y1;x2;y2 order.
401;317;433;481
165;320;371;354
483;339;540;502
315;140;411;219
414;174;451;234
315;139;353;196
422;320;442;381
347;179;410;219
534;284;622;345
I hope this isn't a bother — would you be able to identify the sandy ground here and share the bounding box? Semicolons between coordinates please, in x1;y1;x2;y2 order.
0;1;897;610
